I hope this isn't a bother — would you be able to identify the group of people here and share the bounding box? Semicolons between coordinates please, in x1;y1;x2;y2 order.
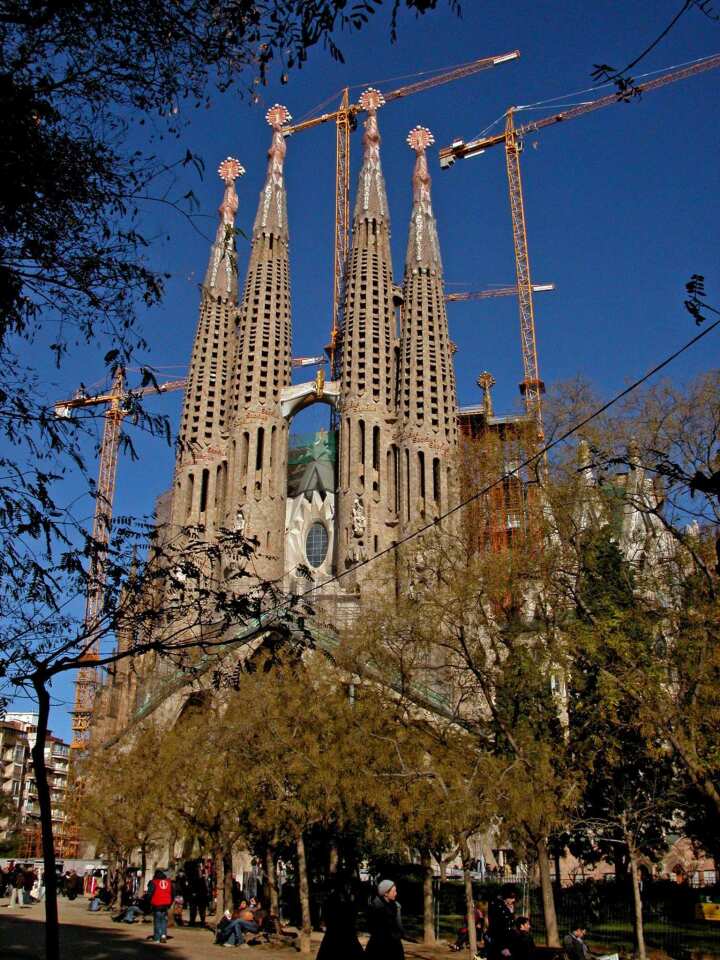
0;862;45;906
454;883;597;960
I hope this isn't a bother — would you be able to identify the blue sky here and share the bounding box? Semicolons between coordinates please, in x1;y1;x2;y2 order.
13;1;720;739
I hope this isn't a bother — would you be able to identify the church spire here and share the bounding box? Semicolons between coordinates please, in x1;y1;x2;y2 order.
253;103;291;240
353;88;389;225
397;125;457;530
225;104;294;584
204;157;245;297
337;88;397;583
405;126;442;274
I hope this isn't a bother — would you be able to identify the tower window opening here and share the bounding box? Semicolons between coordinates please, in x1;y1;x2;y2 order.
418;451;426;501
186;472;194;519
359;419;366;467
433;457;441;503
256;427;265;470
199;468;209;513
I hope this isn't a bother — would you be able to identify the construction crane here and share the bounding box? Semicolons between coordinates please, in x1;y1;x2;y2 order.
439;52;720;440
291;355;326;368
446;282;554;303
283;50;521;375
55;369;186;747
58;353;325;745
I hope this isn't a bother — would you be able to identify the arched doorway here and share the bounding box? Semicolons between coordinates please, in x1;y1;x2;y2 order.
280;379;339;595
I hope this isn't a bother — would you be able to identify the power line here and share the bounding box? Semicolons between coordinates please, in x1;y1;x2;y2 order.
287;309;720;605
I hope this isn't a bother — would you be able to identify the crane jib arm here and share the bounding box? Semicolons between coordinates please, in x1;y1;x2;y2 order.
439;52;720;166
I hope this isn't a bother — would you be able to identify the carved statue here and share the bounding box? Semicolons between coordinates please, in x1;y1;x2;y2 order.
351;497;366;538
235;508;247;536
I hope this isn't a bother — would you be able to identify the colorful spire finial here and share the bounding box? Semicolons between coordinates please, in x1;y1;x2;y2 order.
216;157;243;228
218;157;245;183
358;87;385;114
266;104;292;130
407;126;435;153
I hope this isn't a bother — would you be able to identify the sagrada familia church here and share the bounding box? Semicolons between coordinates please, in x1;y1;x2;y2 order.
170;91;461;599
91;91;673;744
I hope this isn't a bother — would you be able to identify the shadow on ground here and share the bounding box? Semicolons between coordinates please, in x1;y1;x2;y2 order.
0;914;190;959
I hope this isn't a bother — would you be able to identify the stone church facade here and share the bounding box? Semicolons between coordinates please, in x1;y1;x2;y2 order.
170;95;460;604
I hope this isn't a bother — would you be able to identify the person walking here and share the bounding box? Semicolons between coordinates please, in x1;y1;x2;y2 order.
487;884;519;960
365;879;404;960
316;874;364;960
147;869;173;944
186;861;209;927
510;916;536;960
6;866;27;908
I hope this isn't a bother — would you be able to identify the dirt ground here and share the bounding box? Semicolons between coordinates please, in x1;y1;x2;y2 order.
0;895;458;960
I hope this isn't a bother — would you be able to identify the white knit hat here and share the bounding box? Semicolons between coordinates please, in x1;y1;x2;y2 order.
378;879;395;896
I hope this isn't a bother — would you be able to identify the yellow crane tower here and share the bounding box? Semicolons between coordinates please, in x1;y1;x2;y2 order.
282;49;521;375
55;370;186;747
439;52;720;443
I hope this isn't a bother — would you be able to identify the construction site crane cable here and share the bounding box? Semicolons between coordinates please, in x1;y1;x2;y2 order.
438;51;720;443
282;49;521;379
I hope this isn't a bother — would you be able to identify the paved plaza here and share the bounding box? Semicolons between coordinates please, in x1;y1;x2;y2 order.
0;895;454;959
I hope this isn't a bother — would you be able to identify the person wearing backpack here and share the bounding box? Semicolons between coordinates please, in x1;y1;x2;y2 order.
147;869;174;944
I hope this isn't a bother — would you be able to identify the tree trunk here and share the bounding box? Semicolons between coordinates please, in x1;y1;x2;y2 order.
265;845;282;932
223;845;233;913
214;848;223;915
32;675;60;960
296;832;312;955
460;835;477;957
420;848;435;945
536;836;560;947
140;843;147;887
628;847;647;960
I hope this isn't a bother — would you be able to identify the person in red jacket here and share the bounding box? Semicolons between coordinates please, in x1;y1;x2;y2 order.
147;870;173;944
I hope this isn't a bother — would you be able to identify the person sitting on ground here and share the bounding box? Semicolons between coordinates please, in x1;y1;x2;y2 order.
112;898;146;923
215;907;257;947
510;916;536;960
563;925;593;960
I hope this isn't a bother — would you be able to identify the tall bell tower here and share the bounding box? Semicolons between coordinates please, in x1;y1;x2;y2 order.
171;157;244;537
225;105;294;583
336;89;400;580
397;126;458;532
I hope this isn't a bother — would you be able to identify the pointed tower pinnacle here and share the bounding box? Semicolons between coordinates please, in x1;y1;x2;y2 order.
226;105;294;583
397;125;457;531
204;157;245;297
405;126;442;274
253;103;291;240
174;157;245;535
337;89;398;582
354;88;389;225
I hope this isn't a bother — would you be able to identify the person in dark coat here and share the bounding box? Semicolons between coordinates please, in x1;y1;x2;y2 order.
510;916;535;960
364;879;404;960
316;874;364;960
185;860;209;927
563;925;593;960
487;884;518;960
